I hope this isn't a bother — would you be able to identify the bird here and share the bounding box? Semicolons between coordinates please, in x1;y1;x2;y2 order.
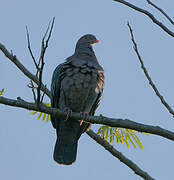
50;34;105;165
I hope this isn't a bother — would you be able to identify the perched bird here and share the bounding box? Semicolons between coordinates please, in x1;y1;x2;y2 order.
51;34;105;165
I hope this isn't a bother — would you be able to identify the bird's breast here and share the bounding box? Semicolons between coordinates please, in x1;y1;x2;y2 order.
58;61;104;112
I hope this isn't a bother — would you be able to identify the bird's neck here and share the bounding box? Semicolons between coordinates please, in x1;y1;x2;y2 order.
74;43;96;58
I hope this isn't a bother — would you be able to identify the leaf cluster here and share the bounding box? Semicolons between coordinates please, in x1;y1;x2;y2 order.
97;125;149;149
29;103;51;122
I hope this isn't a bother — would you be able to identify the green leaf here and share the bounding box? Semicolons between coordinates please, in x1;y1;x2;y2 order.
46;114;50;122
42;113;46;122
126;131;136;149
37;112;43;120
29;103;51;123
29;111;37;115
133;133;143;150
0;88;5;96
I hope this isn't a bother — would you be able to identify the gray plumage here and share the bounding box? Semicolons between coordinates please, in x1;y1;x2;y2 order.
51;34;105;165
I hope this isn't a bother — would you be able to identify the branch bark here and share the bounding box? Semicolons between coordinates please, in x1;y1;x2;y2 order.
0;96;174;142
113;0;174;38
146;0;174;26
87;129;155;180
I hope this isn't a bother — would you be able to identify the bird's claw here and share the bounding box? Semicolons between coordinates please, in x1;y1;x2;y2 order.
80;112;89;125
63;107;72;121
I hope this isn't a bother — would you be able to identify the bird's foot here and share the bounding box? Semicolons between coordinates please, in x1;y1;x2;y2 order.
80;112;89;125
63;107;72;121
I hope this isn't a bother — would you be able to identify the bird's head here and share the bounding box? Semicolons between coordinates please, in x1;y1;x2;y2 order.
77;34;100;47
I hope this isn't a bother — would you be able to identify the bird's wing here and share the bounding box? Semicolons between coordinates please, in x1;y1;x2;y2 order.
90;90;104;116
90;68;105;115
80;68;105;134
50;63;64;129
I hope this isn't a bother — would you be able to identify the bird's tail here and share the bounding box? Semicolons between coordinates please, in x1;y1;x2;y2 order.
53;138;78;165
53;120;82;165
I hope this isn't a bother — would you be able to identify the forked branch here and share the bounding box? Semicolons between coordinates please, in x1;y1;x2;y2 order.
146;0;174;26
113;0;174;38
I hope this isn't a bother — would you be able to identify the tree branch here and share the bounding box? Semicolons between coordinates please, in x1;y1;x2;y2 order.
146;0;174;26
0;96;174;142
0;42;50;97
113;0;174;38
127;22;174;117
37;17;55;105
26;26;39;69
87;129;155;180
0;17;169;178
0;95;158;179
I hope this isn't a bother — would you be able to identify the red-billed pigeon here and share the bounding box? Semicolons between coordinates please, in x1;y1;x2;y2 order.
51;34;105;165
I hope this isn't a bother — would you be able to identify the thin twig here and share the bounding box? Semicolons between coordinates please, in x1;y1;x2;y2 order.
40;85;46;103
26;26;39;69
146;0;174;26
36;17;55;77
113;0;174;38
37;17;55;106
35;23;50;77
27;80;37;102
45;17;55;48
37;56;44;106
127;22;174;117
87;129;155;180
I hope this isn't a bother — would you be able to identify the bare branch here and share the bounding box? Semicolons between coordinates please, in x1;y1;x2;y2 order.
27;80;37;102
0;94;157;179
127;22;174;117
36;17;55;77
36;54;45;106
87;129;155;180
113;0;174;38
45;17;55;48
146;0;174;26
36;17;55;105
26;26;39;69
40;84;46;103
0;96;174;142
0;42;50;97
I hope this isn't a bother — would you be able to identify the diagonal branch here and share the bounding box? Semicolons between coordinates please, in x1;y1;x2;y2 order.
0;42;50;97
113;0;174;38
127;22;174;117
146;0;174;26
0;96;174;142
26;26;39;69
87;129;155;180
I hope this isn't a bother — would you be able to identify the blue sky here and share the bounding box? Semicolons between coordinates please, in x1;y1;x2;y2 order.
1;0;174;179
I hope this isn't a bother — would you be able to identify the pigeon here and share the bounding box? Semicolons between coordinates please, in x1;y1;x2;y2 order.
51;34;105;165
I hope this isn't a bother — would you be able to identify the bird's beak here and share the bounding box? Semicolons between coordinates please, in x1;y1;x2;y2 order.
91;40;100;46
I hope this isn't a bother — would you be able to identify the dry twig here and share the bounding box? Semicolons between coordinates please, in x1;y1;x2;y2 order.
146;0;174;25
37;17;55;106
113;0;174;37
26;26;39;69
127;22;174;117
